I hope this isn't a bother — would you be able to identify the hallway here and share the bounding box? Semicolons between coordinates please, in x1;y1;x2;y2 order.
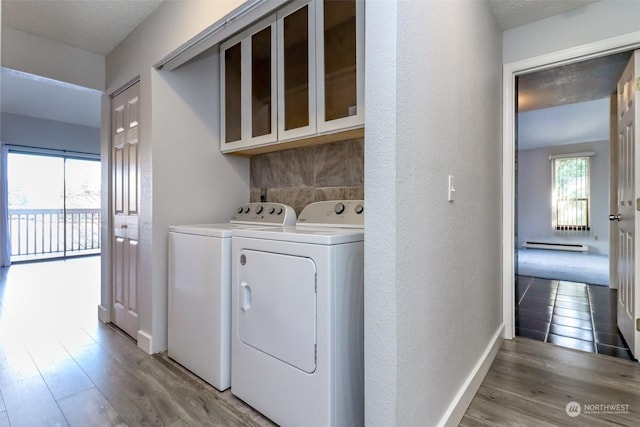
0;258;271;426
0;258;638;426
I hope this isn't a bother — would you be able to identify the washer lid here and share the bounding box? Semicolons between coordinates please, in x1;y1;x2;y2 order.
168;223;269;237
232;226;364;245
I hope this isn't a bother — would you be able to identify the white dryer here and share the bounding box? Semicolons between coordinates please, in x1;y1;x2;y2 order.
168;203;295;391
231;200;365;427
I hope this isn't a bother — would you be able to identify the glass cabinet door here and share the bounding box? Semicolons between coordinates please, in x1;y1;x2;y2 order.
248;17;277;144
222;40;242;145
278;1;315;140
250;26;272;138
317;0;363;133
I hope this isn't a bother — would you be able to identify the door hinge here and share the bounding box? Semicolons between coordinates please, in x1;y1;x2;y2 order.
637;318;640;332
636;77;640;91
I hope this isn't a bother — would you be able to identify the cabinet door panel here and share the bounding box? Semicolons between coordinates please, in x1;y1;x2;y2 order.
323;0;356;122
251;26;273;138
283;4;310;130
278;1;316;141
316;0;364;133
223;42;242;144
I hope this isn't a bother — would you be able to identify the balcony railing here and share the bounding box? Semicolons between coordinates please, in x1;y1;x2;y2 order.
8;208;101;262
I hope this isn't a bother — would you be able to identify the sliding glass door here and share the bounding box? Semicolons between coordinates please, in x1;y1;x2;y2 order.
7;151;100;262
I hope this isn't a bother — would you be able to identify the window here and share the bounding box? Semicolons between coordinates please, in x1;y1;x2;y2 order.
551;153;592;231
7;150;101;262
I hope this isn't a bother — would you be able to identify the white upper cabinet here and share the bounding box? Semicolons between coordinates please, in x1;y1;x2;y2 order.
220;0;363;154
221;16;277;152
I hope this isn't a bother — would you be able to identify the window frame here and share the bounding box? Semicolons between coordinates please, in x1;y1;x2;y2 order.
550;152;594;231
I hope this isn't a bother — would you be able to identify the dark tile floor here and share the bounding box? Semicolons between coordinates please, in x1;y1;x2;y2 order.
516;275;635;361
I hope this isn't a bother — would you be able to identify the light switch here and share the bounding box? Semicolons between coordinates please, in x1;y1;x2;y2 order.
448;175;455;202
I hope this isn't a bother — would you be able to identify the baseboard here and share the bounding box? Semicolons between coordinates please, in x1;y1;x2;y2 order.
97;305;110;323
437;323;505;427
137;330;153;354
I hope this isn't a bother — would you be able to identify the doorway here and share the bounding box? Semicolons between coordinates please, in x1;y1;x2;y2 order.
502;34;640;357
7;150;101;263
513;53;634;360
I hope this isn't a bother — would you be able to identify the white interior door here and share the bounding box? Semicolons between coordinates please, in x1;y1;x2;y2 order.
111;82;140;339
610;93;619;290
615;51;640;359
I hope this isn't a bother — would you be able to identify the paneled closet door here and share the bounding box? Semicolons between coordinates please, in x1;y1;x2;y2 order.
111;81;140;341
277;0;316;141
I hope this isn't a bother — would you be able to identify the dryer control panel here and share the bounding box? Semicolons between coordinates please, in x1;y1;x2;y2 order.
230;203;296;226
297;200;364;228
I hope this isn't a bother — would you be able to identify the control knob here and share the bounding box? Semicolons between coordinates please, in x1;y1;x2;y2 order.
256;205;264;214
355;204;364;214
334;202;345;215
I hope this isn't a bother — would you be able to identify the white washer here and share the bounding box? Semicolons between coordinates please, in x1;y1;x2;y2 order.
168;202;296;391
231;200;365;427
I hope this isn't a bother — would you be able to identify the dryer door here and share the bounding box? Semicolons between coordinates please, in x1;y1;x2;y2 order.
238;249;317;373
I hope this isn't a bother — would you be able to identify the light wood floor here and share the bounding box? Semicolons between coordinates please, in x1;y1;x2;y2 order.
0;257;273;427
461;337;640;426
1;258;639;426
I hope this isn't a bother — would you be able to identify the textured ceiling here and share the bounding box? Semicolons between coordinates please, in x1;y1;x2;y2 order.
0;0;616;135
1;0;164;56
489;0;599;30
518;51;632;112
1;0;600;56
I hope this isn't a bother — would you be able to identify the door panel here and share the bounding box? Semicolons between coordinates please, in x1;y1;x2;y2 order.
238;249;317;373
111;81;141;340
615;51;640;359
114;236;125;307
127;141;139;216
127;239;139;314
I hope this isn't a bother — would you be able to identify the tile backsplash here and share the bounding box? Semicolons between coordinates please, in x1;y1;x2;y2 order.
250;138;364;214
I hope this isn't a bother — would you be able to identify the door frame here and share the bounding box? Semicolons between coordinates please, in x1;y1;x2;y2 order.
502;31;640;340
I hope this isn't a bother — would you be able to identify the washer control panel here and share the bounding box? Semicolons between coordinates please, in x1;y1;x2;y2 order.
230;203;296;226
297;200;364;227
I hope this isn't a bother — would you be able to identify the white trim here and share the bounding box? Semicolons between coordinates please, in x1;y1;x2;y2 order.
502;31;640;340
437;324;504;427
98;304;110;323
137;329;153;354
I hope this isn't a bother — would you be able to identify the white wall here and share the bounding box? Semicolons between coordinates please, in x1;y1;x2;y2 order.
365;0;503;425
503;0;640;64
103;0;249;353
518;140;610;255
1;27;104;91
1;113;100;155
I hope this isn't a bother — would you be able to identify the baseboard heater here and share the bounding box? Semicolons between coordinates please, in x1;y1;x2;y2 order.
523;241;588;252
